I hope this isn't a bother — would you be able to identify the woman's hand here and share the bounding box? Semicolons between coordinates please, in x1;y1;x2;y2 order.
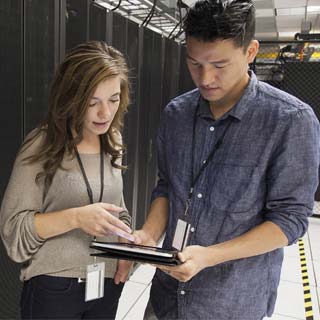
75;202;134;240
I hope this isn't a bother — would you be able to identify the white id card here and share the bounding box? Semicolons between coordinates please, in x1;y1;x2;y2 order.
172;218;191;251
85;262;105;302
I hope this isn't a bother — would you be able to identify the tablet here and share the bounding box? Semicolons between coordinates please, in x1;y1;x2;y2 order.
91;241;174;257
90;241;181;266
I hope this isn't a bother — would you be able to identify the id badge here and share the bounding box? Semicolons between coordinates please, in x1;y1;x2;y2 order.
85;262;105;302
172;218;191;251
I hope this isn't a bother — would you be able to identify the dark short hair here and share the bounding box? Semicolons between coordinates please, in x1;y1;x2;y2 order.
183;0;255;50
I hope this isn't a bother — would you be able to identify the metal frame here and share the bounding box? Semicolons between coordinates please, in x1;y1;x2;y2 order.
94;0;183;40
54;0;66;66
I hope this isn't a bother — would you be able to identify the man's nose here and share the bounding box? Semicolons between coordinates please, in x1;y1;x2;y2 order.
199;66;215;87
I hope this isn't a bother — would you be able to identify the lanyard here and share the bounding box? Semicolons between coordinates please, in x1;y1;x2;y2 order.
74;137;105;265
74;137;105;205
184;103;232;217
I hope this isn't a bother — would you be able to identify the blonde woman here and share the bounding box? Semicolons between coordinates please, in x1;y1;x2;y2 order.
1;41;134;319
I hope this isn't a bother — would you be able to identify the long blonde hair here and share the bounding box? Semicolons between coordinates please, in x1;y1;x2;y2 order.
22;41;130;189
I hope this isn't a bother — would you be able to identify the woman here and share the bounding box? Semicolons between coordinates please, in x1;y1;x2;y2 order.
0;41;134;319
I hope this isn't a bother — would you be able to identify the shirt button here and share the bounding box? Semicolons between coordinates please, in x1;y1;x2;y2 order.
210;126;215;132
190;227;195;233
180;290;186;295
197;193;203;199
202;160;206;164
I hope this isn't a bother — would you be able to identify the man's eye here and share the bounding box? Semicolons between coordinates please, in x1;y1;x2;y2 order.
214;65;226;69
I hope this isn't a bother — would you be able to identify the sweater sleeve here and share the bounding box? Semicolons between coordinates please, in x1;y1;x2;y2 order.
0;132;45;263
119;194;131;227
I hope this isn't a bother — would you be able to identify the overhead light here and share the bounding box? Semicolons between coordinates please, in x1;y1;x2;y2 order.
308;6;320;13
278;31;297;38
255;32;278;39
255;8;275;17
276;7;305;16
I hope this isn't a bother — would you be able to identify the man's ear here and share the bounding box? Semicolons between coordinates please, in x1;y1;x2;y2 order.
246;40;259;64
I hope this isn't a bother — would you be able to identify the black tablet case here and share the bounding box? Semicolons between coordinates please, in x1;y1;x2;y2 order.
90;242;181;266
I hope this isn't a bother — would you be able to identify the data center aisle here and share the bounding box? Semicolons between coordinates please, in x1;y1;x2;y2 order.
115;216;320;320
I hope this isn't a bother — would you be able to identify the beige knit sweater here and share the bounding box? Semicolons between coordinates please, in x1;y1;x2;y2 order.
0;131;131;281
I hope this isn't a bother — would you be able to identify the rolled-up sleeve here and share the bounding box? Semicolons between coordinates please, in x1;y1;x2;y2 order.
264;107;320;245
0;145;45;263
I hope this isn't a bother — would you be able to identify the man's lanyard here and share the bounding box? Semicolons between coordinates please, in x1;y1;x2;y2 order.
184;102;233;217
74;137;105;205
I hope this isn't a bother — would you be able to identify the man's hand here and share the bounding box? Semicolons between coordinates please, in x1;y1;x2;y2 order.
133;229;157;247
114;259;132;284
114;236;133;284
155;245;211;282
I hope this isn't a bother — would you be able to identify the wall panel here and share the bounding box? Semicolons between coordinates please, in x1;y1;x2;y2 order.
66;0;89;50
0;1;24;318
179;45;195;95
162;37;180;108
122;20;140;226
24;0;56;134
89;2;107;41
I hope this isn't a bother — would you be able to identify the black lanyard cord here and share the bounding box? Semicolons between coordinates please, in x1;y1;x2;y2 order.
185;103;233;215
190;119;232;195
74;136;105;205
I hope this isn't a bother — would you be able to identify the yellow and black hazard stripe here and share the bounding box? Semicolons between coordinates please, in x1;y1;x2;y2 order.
298;239;314;320
256;52;320;59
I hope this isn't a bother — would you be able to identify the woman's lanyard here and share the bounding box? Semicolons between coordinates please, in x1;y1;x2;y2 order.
184;103;233;218
74;137;105;262
74;139;105;205
74;138;107;296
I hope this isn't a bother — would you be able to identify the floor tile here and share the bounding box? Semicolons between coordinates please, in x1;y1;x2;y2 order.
317;288;320;312
123;284;151;320
274;280;319;320
116;281;148;320
284;244;300;260
266;315;303;320
308;217;320;262
280;254;316;286
312;260;320;287
129;264;156;285
313;202;320;215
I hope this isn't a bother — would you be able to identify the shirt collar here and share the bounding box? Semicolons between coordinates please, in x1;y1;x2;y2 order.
197;71;259;121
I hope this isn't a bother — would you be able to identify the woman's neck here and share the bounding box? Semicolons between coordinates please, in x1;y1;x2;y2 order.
76;134;101;154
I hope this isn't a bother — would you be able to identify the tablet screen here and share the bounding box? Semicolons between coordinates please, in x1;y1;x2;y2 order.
91;241;175;258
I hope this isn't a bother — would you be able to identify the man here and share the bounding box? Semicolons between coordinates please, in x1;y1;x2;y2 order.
134;0;320;319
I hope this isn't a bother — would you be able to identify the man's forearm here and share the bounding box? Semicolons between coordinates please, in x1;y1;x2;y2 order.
142;197;169;243
206;221;289;267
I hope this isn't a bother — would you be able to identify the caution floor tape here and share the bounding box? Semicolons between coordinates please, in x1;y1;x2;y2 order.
298;238;314;320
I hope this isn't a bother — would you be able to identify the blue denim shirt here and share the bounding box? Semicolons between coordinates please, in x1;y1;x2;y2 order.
149;72;320;320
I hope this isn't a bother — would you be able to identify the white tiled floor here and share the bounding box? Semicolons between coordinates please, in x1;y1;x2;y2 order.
115;216;320;320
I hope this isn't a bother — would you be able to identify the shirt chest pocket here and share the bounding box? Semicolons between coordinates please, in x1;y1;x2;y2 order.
208;164;264;213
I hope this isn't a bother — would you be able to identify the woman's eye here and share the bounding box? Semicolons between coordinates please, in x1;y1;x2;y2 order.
110;100;120;104
89;102;97;107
